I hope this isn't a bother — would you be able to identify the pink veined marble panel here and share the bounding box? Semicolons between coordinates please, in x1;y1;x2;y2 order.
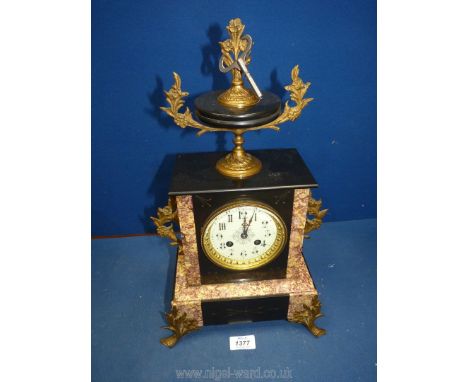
287;189;310;278
176;195;201;286
173;249;315;303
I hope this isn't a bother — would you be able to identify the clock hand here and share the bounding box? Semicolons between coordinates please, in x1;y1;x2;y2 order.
245;209;256;235
241;216;248;238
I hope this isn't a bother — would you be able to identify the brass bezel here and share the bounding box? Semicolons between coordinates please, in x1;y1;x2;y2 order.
201;199;287;271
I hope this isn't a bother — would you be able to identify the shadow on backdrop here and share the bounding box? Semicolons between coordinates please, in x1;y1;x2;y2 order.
146;76;201;141
200;23;230;93
140;154;177;233
201;23;231;152
163;245;177;311
267;68;286;100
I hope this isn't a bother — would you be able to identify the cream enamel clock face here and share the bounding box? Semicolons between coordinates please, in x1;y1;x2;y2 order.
201;200;287;271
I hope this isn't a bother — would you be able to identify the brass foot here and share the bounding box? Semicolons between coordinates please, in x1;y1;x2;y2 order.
289;295;326;337
160;306;200;348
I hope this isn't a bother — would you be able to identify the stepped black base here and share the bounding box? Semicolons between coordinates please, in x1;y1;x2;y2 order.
194;90;281;129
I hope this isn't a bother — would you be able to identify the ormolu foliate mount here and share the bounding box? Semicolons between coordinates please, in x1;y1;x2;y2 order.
161;18;313;179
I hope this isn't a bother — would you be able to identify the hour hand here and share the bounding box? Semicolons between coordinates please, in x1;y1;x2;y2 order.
241;216;248;238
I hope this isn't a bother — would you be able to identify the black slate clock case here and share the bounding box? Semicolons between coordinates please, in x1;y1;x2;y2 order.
168;148;318;286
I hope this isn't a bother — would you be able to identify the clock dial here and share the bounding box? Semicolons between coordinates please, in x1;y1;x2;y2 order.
201;200;287;270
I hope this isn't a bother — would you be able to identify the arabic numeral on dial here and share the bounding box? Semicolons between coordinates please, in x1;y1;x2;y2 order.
240;250;247;257
219;243;226;249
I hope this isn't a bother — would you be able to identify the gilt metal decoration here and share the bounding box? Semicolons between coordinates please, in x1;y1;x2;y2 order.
290;295;326;337
218;18;261;107
151;198;180;248
161;66;311;136
304;193;328;238
160;18;313;180
160;306;200;348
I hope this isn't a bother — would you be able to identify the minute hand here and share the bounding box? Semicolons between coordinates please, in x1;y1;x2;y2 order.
244;210;256;235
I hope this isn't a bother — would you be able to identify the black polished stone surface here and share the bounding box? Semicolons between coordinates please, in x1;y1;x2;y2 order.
194;90;281;128
169;149;317;195
201;295;290;325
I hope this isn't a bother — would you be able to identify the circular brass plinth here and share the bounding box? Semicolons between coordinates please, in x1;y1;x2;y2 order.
217;85;259;108
216;152;262;179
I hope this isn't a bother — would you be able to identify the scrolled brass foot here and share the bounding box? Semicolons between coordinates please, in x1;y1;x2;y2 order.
160;306;200;348
290;295;326;337
160;333;179;348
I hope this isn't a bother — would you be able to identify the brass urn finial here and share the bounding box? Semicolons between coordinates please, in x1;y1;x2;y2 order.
160;19;314;180
217;18;259;108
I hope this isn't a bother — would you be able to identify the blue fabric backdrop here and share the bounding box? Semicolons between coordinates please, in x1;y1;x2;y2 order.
92;0;376;236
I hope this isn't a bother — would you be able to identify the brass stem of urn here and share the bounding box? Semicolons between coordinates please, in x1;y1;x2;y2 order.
216;129;262;179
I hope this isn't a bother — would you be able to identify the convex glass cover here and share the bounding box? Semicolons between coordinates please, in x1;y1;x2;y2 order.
201;200;287;270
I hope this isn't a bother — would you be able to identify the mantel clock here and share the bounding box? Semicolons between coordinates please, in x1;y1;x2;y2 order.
152;18;328;348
